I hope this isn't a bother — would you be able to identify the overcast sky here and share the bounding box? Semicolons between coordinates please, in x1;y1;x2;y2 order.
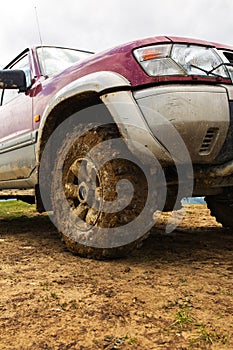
0;0;233;67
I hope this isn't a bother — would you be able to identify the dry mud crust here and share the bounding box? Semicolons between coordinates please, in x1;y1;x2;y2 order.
0;204;233;349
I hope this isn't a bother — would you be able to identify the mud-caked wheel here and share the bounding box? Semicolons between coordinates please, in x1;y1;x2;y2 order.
50;124;158;259
206;189;233;228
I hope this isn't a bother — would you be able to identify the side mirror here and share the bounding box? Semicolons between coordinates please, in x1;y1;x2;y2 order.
0;69;27;92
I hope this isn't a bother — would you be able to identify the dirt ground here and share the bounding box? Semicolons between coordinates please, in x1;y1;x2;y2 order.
0;204;233;350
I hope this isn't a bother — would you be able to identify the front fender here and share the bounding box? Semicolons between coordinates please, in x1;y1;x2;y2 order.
39;71;130;130
36;71;130;162
37;70;171;166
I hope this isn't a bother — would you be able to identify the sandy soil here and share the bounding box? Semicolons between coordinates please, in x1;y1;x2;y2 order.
0;204;233;349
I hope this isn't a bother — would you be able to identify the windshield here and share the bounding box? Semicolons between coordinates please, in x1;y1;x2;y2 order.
36;46;93;77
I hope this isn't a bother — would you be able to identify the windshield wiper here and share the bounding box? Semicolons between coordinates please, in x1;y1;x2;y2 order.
190;64;223;78
191;62;233;79
208;62;233;75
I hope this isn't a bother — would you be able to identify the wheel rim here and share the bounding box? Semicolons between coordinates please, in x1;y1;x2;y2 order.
63;157;102;230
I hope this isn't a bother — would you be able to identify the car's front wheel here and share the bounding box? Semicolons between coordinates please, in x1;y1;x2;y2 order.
50;123;158;259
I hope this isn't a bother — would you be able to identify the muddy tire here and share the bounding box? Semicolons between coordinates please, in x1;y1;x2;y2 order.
206;190;233;228
50;123;158;259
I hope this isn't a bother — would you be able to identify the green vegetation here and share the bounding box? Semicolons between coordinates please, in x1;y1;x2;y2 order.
166;293;230;348
0;200;36;219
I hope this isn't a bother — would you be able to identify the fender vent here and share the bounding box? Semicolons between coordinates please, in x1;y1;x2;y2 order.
199;127;219;155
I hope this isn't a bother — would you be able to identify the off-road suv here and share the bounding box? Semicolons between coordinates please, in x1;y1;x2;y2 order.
0;36;233;259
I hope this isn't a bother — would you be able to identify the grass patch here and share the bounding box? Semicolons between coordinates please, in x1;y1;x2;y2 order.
0;200;36;219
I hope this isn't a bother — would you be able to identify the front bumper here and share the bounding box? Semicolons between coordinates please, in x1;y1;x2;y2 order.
134;84;230;165
101;85;233;196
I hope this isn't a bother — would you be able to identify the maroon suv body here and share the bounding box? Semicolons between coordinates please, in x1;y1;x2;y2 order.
0;36;233;258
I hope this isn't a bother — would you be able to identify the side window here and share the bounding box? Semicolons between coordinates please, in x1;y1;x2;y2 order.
1;54;31;105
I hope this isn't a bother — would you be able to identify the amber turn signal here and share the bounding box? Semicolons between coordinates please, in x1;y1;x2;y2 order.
34;115;40;123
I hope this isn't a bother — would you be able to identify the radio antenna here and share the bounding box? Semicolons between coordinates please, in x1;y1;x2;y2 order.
34;5;47;77
35;6;43;47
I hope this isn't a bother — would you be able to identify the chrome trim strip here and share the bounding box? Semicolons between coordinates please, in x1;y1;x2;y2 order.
0;130;37;154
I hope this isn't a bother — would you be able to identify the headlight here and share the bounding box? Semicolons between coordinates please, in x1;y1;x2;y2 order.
134;43;229;78
134;44;185;76
171;44;229;78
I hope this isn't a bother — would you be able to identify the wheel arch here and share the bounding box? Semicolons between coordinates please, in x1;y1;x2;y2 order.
36;71;131;164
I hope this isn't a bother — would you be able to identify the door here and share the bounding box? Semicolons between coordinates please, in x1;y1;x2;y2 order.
0;52;36;182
